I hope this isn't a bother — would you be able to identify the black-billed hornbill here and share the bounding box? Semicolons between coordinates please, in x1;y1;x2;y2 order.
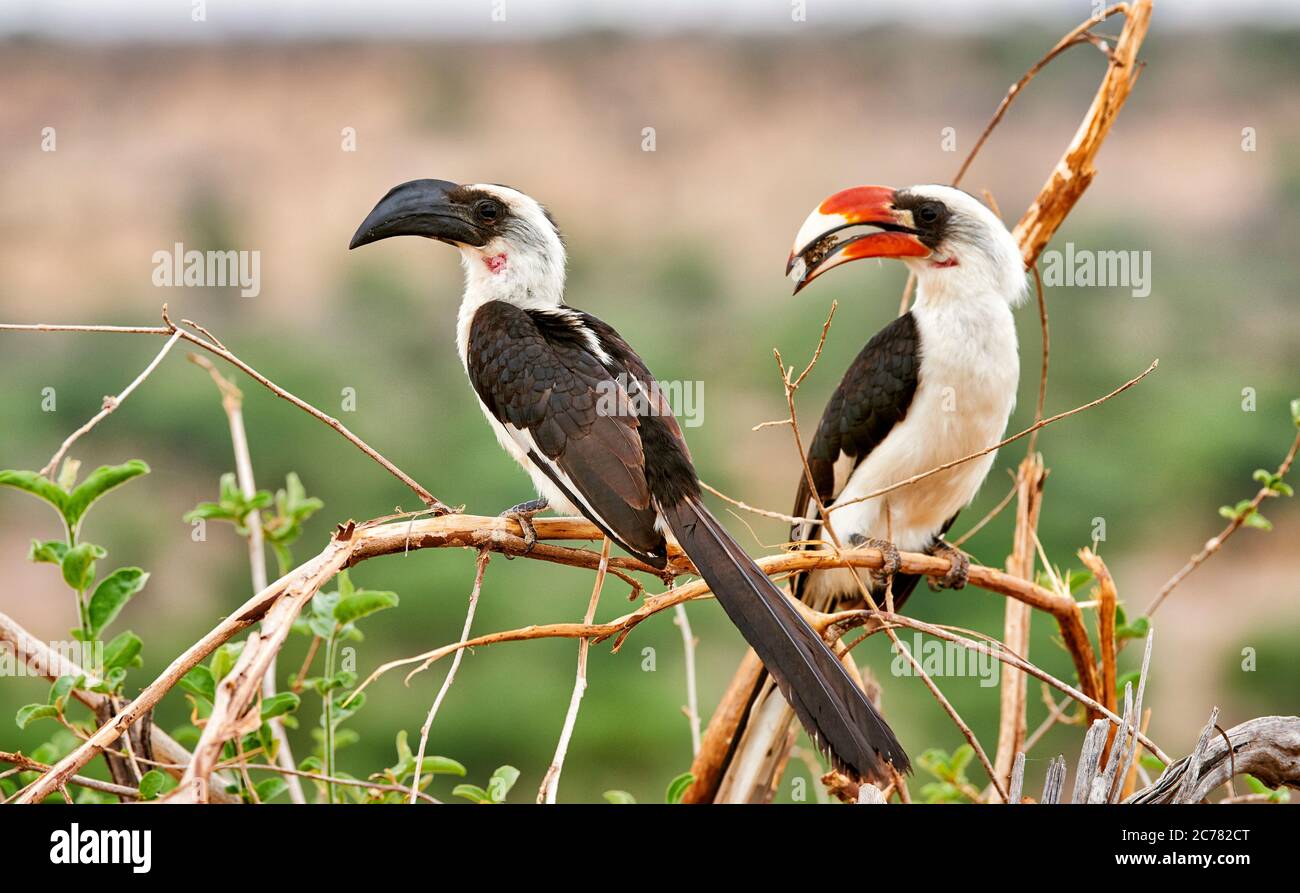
349;179;909;780
705;184;1026;801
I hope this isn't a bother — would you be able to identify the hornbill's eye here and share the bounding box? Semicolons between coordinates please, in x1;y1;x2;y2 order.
916;202;942;225
474;199;502;223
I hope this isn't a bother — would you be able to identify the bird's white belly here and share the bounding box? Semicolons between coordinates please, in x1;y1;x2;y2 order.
805;296;1019;603
829;378;1009;552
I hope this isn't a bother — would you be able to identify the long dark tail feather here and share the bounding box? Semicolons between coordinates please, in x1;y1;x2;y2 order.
661;496;910;778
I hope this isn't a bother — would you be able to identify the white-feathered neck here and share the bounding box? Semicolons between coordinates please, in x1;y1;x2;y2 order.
452;184;568;365
901;184;1028;309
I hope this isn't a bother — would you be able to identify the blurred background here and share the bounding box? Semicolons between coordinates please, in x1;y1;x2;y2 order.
0;0;1296;803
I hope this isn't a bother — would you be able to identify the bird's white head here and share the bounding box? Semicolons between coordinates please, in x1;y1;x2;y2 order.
350;179;566;308
787;184;1027;307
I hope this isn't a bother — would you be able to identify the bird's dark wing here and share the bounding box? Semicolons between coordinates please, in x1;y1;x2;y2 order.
791;311;921;542
465;300;668;565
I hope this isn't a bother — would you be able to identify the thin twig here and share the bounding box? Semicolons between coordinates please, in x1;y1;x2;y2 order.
830;611;1169;764
410;548;490;804
188;352;305;804
674;603;702;756
0;751;141;800
951;5;1128;187
1025;264;1050;456
538;537;611;803
951;475;1018;547
1;309;449;511
240;762;440;804
1147;429;1300;617
828;360;1157;516
40;330;183;479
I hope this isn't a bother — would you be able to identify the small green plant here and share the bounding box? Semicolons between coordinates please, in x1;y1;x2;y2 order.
1244;774;1290;804
2;458;155;800
454;765;520;804
664;771;694;804
1;459;150;646
184;471;323;573
1036;567;1093;595
292;569;397;803
918;745;978;803
366;730;465;803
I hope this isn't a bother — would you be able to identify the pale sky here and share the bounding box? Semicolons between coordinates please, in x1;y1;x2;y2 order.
1;0;1296;41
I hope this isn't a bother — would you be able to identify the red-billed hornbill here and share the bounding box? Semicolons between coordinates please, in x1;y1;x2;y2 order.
786;185;1026;606
704;185;1025;802
349;179;909;779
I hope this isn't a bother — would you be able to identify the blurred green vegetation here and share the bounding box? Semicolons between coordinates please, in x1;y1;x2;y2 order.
1;27;1297;803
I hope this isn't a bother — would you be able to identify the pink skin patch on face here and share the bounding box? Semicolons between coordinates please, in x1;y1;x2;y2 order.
483;253;507;274
931;257;959;268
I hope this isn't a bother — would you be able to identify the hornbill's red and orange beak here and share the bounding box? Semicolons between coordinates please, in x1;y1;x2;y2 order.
787;186;931;294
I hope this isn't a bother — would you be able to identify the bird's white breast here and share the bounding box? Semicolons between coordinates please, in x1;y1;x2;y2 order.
806;294;1018;601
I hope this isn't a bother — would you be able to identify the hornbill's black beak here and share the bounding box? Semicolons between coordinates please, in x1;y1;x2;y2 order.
349;178;488;250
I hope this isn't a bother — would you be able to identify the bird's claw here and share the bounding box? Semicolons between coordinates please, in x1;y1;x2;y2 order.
850;534;901;589
927;539;969;591
499;498;548;559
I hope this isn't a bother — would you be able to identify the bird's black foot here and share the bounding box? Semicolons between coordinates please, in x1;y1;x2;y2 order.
849;534;901;589
927;538;969;591
499;497;549;558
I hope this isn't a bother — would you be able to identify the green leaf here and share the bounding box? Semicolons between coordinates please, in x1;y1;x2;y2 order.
1116;670;1141;697
452;784;492;804
180;665;216;703
949;744;974;778
333;589;399;626
917;748;950;778
423;755;466;777
138;770;166;800
1116;615;1150;642
63;460;149;529
86;568;148;637
95;667;127;694
29;539;69;565
183;501;240;523
488;765;519;802
48;675;80;706
210;642;244;684
1242;511;1272;531
260;692;301;720
0;469;68;518
920;781;965;804
255;777;289;803
61;542;107;591
16;703;60;729
102;631;144;672
603;790;636;804
284;472;323;520
336;570;355;600
664;771;694;804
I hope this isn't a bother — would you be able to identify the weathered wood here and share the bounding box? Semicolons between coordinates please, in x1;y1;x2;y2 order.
1112;632;1154;802
1072;720;1109;803
1042;755;1068;804
992;455;1045;800
857;783;887;804
1090;683;1132;803
1008;752;1027;804
1128;714;1300;804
